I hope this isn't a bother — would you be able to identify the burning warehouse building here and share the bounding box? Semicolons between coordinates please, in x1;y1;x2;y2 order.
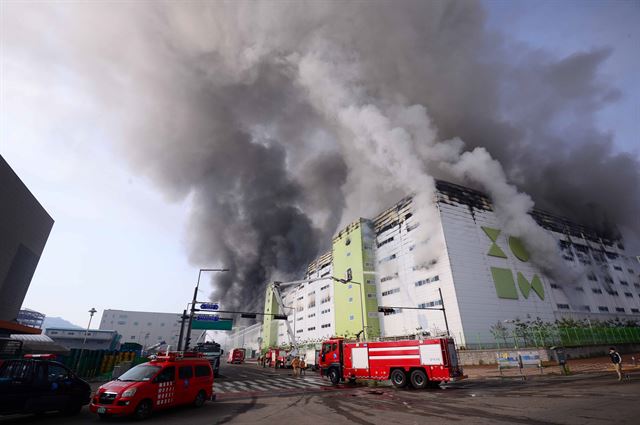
262;180;640;348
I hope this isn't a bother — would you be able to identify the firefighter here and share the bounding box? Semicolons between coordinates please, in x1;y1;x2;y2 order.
299;358;307;376
291;356;301;377
609;347;623;381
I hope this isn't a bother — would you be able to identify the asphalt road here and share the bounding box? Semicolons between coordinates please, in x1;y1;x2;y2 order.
2;361;639;424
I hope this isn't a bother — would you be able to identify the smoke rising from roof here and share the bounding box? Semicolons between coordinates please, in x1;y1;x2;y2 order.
3;1;638;310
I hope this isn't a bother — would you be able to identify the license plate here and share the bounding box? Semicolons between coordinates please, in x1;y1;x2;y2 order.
97;407;106;414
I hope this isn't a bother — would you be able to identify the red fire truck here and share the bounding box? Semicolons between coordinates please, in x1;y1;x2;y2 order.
226;348;246;364
318;337;463;389
264;347;289;368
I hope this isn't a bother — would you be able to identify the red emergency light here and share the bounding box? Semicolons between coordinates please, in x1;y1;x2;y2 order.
24;354;56;360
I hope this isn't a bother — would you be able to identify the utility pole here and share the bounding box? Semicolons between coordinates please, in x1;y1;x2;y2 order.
177;309;189;351
185;268;228;350
75;307;97;374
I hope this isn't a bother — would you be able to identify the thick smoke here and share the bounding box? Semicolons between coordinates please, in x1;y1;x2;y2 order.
3;1;638;310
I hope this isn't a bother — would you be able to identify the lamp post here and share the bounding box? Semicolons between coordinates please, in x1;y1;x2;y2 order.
346;280;366;341
75;308;97;374
185;268;228;350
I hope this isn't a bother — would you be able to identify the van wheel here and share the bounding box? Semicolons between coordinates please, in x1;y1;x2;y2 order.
194;390;207;408
409;369;427;389
390;369;408;388
328;368;341;385
133;400;152;420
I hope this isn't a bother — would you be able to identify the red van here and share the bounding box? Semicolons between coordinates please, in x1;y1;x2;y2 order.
90;352;214;420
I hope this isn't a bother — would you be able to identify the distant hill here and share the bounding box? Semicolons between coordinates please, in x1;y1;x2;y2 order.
42;316;82;330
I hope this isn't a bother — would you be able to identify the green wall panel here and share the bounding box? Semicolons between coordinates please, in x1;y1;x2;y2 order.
490;267;519;299
509;236;530;262
482;226;507;258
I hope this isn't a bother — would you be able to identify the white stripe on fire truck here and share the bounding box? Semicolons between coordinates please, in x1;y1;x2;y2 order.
369;354;420;360
368;347;419;352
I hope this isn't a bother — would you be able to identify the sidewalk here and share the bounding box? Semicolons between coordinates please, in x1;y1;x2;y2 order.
463;354;640;379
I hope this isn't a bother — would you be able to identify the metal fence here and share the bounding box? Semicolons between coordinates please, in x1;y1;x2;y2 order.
456;326;640;350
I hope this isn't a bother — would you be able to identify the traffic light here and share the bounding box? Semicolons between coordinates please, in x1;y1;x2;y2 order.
377;306;396;314
346;268;352;282
273;314;288;320
241;313;257;319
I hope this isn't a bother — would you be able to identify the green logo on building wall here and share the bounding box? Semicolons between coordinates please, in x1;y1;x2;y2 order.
482;227;544;301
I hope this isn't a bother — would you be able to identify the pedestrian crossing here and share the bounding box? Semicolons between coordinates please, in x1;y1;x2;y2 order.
215;375;334;395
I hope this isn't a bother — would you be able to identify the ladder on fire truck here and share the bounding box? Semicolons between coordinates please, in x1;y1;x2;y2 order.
270;275;350;349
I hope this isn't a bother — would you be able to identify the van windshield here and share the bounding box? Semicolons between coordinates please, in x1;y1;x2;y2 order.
117;364;161;382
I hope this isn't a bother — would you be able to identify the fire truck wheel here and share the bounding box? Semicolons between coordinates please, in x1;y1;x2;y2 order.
328;368;341;385
390;369;408;388
133;400;152;420
194;390;207;408
409;369;427;389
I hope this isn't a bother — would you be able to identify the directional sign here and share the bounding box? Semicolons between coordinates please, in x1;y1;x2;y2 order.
200;303;219;311
192;318;233;331
195;314;219;321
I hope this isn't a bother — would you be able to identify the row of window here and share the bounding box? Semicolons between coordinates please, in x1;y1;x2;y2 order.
377;236;394;248
418;299;443;308
381;288;400;296
379;254;397;264
556;304;640;314
321;323;331;328
415;275;440;287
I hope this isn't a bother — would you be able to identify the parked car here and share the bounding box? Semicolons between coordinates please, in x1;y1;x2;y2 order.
0;354;91;416
90;351;214;420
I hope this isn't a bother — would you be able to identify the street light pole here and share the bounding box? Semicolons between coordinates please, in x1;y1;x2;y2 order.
185;268;228;350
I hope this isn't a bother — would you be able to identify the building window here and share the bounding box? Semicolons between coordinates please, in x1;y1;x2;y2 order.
308;313;316;318
308;302;316;308
321;271;330;277
575;287;584;292
367;293;376;298
620;281;629;286
550;284;560;289
616;307;625;313
320;285;330;291
321;308;331;314
348;297;353;303
631;308;640;313
382;288;400;296
418;300;442;308
297;296;303;301
366;279;374;285
349;315;354;321
592;288;603;294
49;331;58;335
407;223;419;232
307;327;316;331
320;297;331;304
308;291;315;296
133;322;138;326
628;269;634;274
321;323;331;328
587;274;597;281
606;290;619;296
613;266;622;271
598;306;609;312
296;329;303;334
604;277;613;284
556;304;570;310
377;236;394;248
415;275;440;287
131;336;136;340
297;316;303;321
380;275;395;283
624;292;633;298
581;305;591;312
378;254;397;264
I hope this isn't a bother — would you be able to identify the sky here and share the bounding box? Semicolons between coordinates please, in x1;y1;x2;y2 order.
1;0;638;328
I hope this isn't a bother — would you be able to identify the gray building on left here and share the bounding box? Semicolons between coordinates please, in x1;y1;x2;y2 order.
0;155;53;338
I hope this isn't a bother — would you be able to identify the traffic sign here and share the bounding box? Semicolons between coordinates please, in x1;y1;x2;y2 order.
200;303;219;310
192;318;233;330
